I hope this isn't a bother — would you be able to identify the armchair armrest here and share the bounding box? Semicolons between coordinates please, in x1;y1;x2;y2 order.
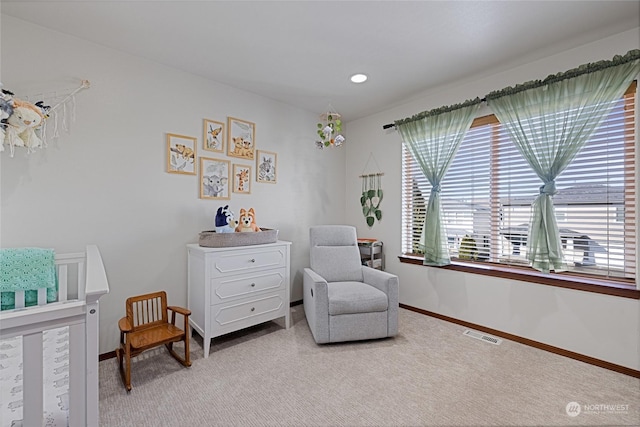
362;267;399;296
303;268;328;297
362;267;399;337
303;268;330;343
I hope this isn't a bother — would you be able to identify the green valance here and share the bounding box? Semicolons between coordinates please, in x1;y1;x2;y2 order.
393;49;638;129
394;97;482;127
486;49;640;101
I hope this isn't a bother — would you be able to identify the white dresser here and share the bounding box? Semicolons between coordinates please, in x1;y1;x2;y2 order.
186;241;291;358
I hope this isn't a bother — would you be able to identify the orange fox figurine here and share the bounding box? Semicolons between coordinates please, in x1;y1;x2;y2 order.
236;208;260;232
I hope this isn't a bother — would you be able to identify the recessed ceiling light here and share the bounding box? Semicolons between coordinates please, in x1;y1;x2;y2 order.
350;73;368;83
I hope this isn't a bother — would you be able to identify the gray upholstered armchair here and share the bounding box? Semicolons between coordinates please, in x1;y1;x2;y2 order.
303;225;399;344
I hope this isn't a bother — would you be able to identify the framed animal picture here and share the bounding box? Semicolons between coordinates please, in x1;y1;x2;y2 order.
256;150;277;184
167;133;197;175
232;164;252;194
227;117;255;160
203;118;224;153
200;157;230;200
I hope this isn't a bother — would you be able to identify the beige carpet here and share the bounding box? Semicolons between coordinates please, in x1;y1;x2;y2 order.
99;306;639;426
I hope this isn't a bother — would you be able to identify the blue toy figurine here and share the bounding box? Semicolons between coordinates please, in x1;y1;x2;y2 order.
215;205;238;233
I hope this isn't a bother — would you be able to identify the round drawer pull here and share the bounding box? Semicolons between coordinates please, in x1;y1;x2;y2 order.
249;258;256;263
251;307;255;312
250;283;256;287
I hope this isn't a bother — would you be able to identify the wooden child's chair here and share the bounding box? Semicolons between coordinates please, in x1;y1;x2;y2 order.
116;291;192;391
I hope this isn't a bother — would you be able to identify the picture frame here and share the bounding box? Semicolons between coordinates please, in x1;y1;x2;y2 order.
232;164;252;194
227;116;256;160
167;133;197;175
203;119;225;153
200;157;231;200
256;150;277;184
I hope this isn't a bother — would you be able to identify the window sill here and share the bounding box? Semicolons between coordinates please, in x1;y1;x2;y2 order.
398;254;639;299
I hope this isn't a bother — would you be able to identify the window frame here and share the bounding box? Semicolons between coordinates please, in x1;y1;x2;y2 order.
399;82;639;299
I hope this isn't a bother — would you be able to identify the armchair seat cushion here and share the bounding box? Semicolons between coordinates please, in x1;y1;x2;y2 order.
328;281;388;315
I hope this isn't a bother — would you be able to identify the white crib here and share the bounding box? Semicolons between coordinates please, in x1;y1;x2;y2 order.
0;245;110;427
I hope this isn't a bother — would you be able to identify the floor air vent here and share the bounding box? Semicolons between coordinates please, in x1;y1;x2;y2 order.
463;329;502;345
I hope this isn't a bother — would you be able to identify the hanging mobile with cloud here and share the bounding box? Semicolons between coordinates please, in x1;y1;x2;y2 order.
315;107;345;149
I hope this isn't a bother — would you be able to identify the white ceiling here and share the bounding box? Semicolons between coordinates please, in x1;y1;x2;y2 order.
2;1;639;122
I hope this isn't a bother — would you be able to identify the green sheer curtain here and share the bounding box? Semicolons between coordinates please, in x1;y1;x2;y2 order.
486;50;640;273
395;99;481;266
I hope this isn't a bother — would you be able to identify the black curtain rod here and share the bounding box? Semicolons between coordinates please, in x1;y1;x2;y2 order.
382;97;487;130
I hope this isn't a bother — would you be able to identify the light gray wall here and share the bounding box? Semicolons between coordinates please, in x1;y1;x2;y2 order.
0;15;346;354
344;28;640;370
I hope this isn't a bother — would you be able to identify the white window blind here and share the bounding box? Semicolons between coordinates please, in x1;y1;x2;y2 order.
402;83;636;281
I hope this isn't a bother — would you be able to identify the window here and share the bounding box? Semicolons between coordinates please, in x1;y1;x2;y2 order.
401;82;636;282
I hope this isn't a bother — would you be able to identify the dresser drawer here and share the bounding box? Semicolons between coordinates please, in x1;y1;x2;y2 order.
211;292;286;336
209;246;286;276
210;269;286;305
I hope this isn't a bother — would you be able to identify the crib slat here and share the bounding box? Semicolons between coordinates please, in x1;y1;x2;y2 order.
14;291;25;309
58;264;68;301
37;287;47;305
23;332;44;427
77;260;86;300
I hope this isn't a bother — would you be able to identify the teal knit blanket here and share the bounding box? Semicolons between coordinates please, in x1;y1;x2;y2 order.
0;248;57;310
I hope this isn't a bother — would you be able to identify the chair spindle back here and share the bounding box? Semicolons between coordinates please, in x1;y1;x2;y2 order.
126;291;168;330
